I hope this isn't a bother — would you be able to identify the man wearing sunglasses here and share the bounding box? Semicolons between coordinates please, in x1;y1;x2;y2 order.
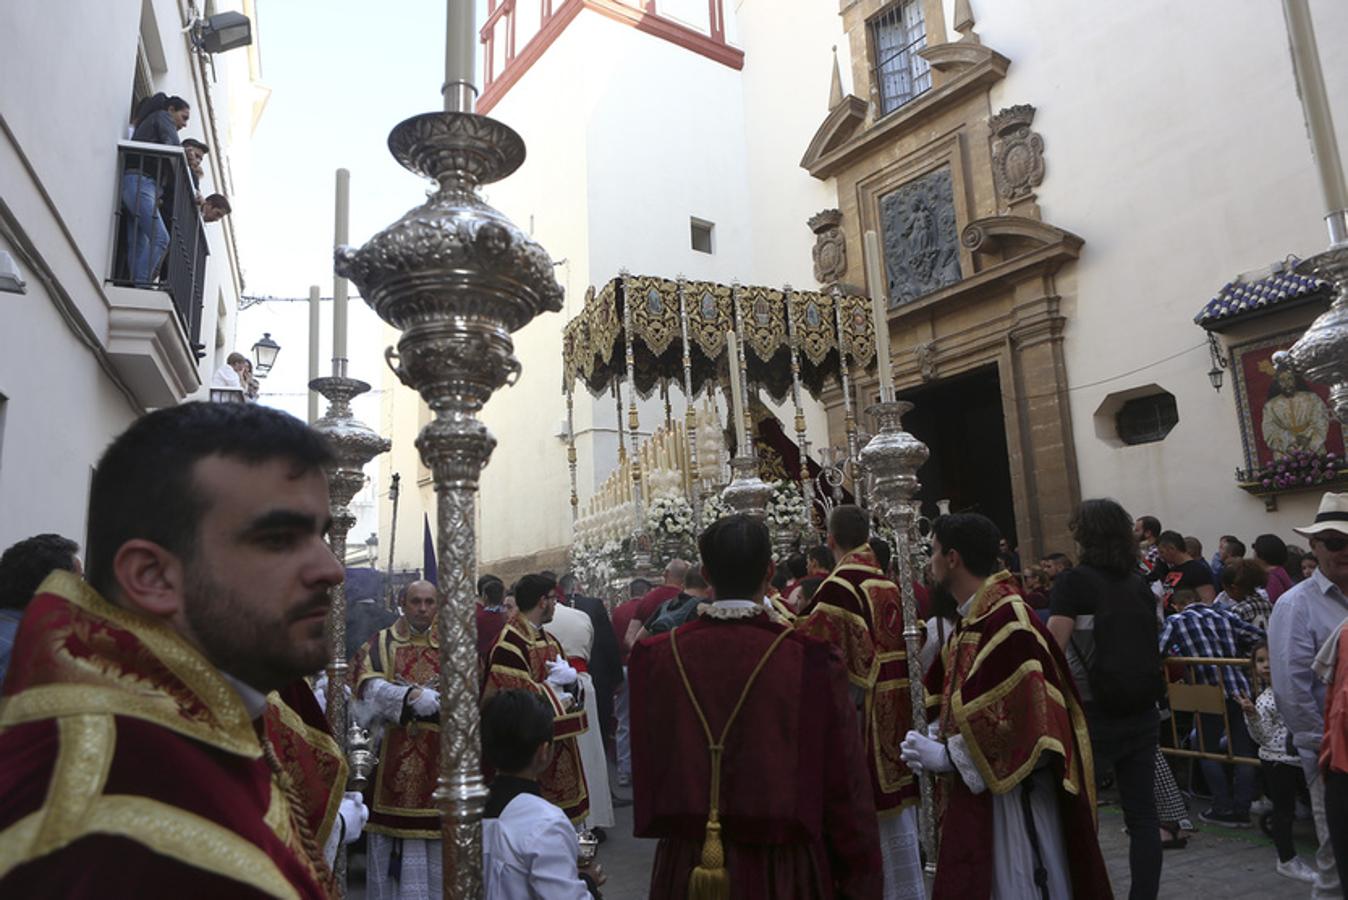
1269;492;1348;899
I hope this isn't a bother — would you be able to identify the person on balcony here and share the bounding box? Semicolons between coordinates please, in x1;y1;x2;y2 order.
181;137;208;188
121;95;189;284
210;351;249;400
201;192;232;223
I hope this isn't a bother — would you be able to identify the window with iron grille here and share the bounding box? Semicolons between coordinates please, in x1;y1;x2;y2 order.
870;0;932;117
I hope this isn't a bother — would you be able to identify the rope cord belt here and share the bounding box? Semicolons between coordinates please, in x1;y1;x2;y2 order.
669;625;793;900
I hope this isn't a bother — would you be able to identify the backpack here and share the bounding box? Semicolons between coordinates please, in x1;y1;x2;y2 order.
1068;567;1165;715
645;593;702;636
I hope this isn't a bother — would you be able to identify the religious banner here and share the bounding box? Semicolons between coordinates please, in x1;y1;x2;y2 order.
1231;330;1344;473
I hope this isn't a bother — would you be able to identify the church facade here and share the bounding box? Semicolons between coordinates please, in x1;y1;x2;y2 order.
378;0;1347;579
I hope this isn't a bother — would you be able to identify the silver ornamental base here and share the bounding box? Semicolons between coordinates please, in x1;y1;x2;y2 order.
721;455;773;519
335;107;563;899
308;372;391;893
1279;243;1348;423
858;400;938;875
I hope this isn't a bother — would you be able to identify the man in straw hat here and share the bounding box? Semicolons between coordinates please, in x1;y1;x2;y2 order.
1270;492;1348;899
629;513;882;899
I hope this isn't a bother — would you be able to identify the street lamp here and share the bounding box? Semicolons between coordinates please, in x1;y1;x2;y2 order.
192;11;253;55
1206;331;1227;393
251;332;280;377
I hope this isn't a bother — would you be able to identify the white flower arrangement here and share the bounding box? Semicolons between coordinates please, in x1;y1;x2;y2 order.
766;481;810;530
699;492;730;526
647;494;695;539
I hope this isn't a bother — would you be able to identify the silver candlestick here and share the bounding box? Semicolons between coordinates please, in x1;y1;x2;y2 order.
721;455;773;519
858;400;937;875
335;109;563;898
309;373;390;894
1277;242;1348;423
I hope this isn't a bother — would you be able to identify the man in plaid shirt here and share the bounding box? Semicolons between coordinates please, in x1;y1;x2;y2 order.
1160;588;1267;827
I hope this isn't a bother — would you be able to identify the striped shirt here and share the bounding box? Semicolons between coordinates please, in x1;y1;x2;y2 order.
1160;603;1266;698
1231;593;1274;632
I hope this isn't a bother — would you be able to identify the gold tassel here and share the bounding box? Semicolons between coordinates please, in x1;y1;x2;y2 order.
687;817;729;900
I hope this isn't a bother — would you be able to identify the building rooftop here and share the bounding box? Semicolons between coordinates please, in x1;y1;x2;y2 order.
1195;257;1331;329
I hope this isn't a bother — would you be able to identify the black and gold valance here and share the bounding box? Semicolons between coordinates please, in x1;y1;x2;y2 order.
562;274;877;402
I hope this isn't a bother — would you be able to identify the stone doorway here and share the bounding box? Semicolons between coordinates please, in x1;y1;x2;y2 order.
896;365;1017;546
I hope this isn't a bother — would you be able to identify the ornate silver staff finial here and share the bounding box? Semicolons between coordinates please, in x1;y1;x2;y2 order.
335;104;562;899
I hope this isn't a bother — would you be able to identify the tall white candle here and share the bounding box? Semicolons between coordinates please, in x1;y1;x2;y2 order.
864;230;896;402
308;284;321;423
726;331;750;454
1282;0;1348;218
446;0;476;111
333;168;351;364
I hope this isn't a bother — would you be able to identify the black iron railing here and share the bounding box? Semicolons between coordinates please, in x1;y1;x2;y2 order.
870;0;932;117
111;141;209;354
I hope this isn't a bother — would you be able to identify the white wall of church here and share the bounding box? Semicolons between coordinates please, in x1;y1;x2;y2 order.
469;4;853;570
976;0;1348;552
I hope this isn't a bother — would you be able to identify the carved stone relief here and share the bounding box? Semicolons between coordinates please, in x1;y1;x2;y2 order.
808;208;848;285
878;167;963;304
913;340;937;381
990;104;1045;208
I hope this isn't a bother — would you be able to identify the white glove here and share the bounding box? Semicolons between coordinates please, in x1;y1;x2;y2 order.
545;659;578;687
410;688;440;718
900;730;953;775
313;674;328;714
338;792;369;844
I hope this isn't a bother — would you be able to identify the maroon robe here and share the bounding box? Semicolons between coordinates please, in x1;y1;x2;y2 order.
350;616;442;837
924;571;1112;899
483;612;590;823
797;545;919;817
0;571;332;898
630;607;882;899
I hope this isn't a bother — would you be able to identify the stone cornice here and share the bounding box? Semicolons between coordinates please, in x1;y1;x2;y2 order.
801;42;1010;180
798;95;868;175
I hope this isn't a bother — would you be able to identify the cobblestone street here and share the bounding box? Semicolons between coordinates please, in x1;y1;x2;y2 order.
351;762;1322;898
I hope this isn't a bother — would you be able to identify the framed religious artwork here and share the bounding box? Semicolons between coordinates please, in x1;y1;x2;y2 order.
1230;329;1345;495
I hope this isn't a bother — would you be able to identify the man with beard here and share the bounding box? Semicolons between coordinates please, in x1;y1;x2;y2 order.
350;579;445;899
483;573;591;824
0;402;365;897
901;513;1110;899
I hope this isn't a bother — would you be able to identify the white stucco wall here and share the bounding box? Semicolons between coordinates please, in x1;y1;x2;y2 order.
0;0;256;551
977;0;1348;551
465;4;856;567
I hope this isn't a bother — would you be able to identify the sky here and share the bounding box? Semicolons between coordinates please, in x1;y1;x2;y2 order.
234;1;491;548
236;0;490;407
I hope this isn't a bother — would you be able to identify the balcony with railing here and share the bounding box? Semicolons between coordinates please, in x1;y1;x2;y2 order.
105;141;208;407
478;0;741;114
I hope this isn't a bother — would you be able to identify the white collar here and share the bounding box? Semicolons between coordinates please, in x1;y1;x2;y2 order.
701;598;763;621
1312;566;1348;601
221;672;269;721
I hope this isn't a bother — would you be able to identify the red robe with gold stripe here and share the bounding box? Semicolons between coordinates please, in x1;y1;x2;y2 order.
0;571;335;898
483;612;589;823
923;571;1112;899
350;617;441;838
631;608;882;899
796;545;918;817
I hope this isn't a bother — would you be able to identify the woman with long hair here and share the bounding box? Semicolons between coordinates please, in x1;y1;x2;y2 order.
1048;498;1167;899
121;95;189;283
